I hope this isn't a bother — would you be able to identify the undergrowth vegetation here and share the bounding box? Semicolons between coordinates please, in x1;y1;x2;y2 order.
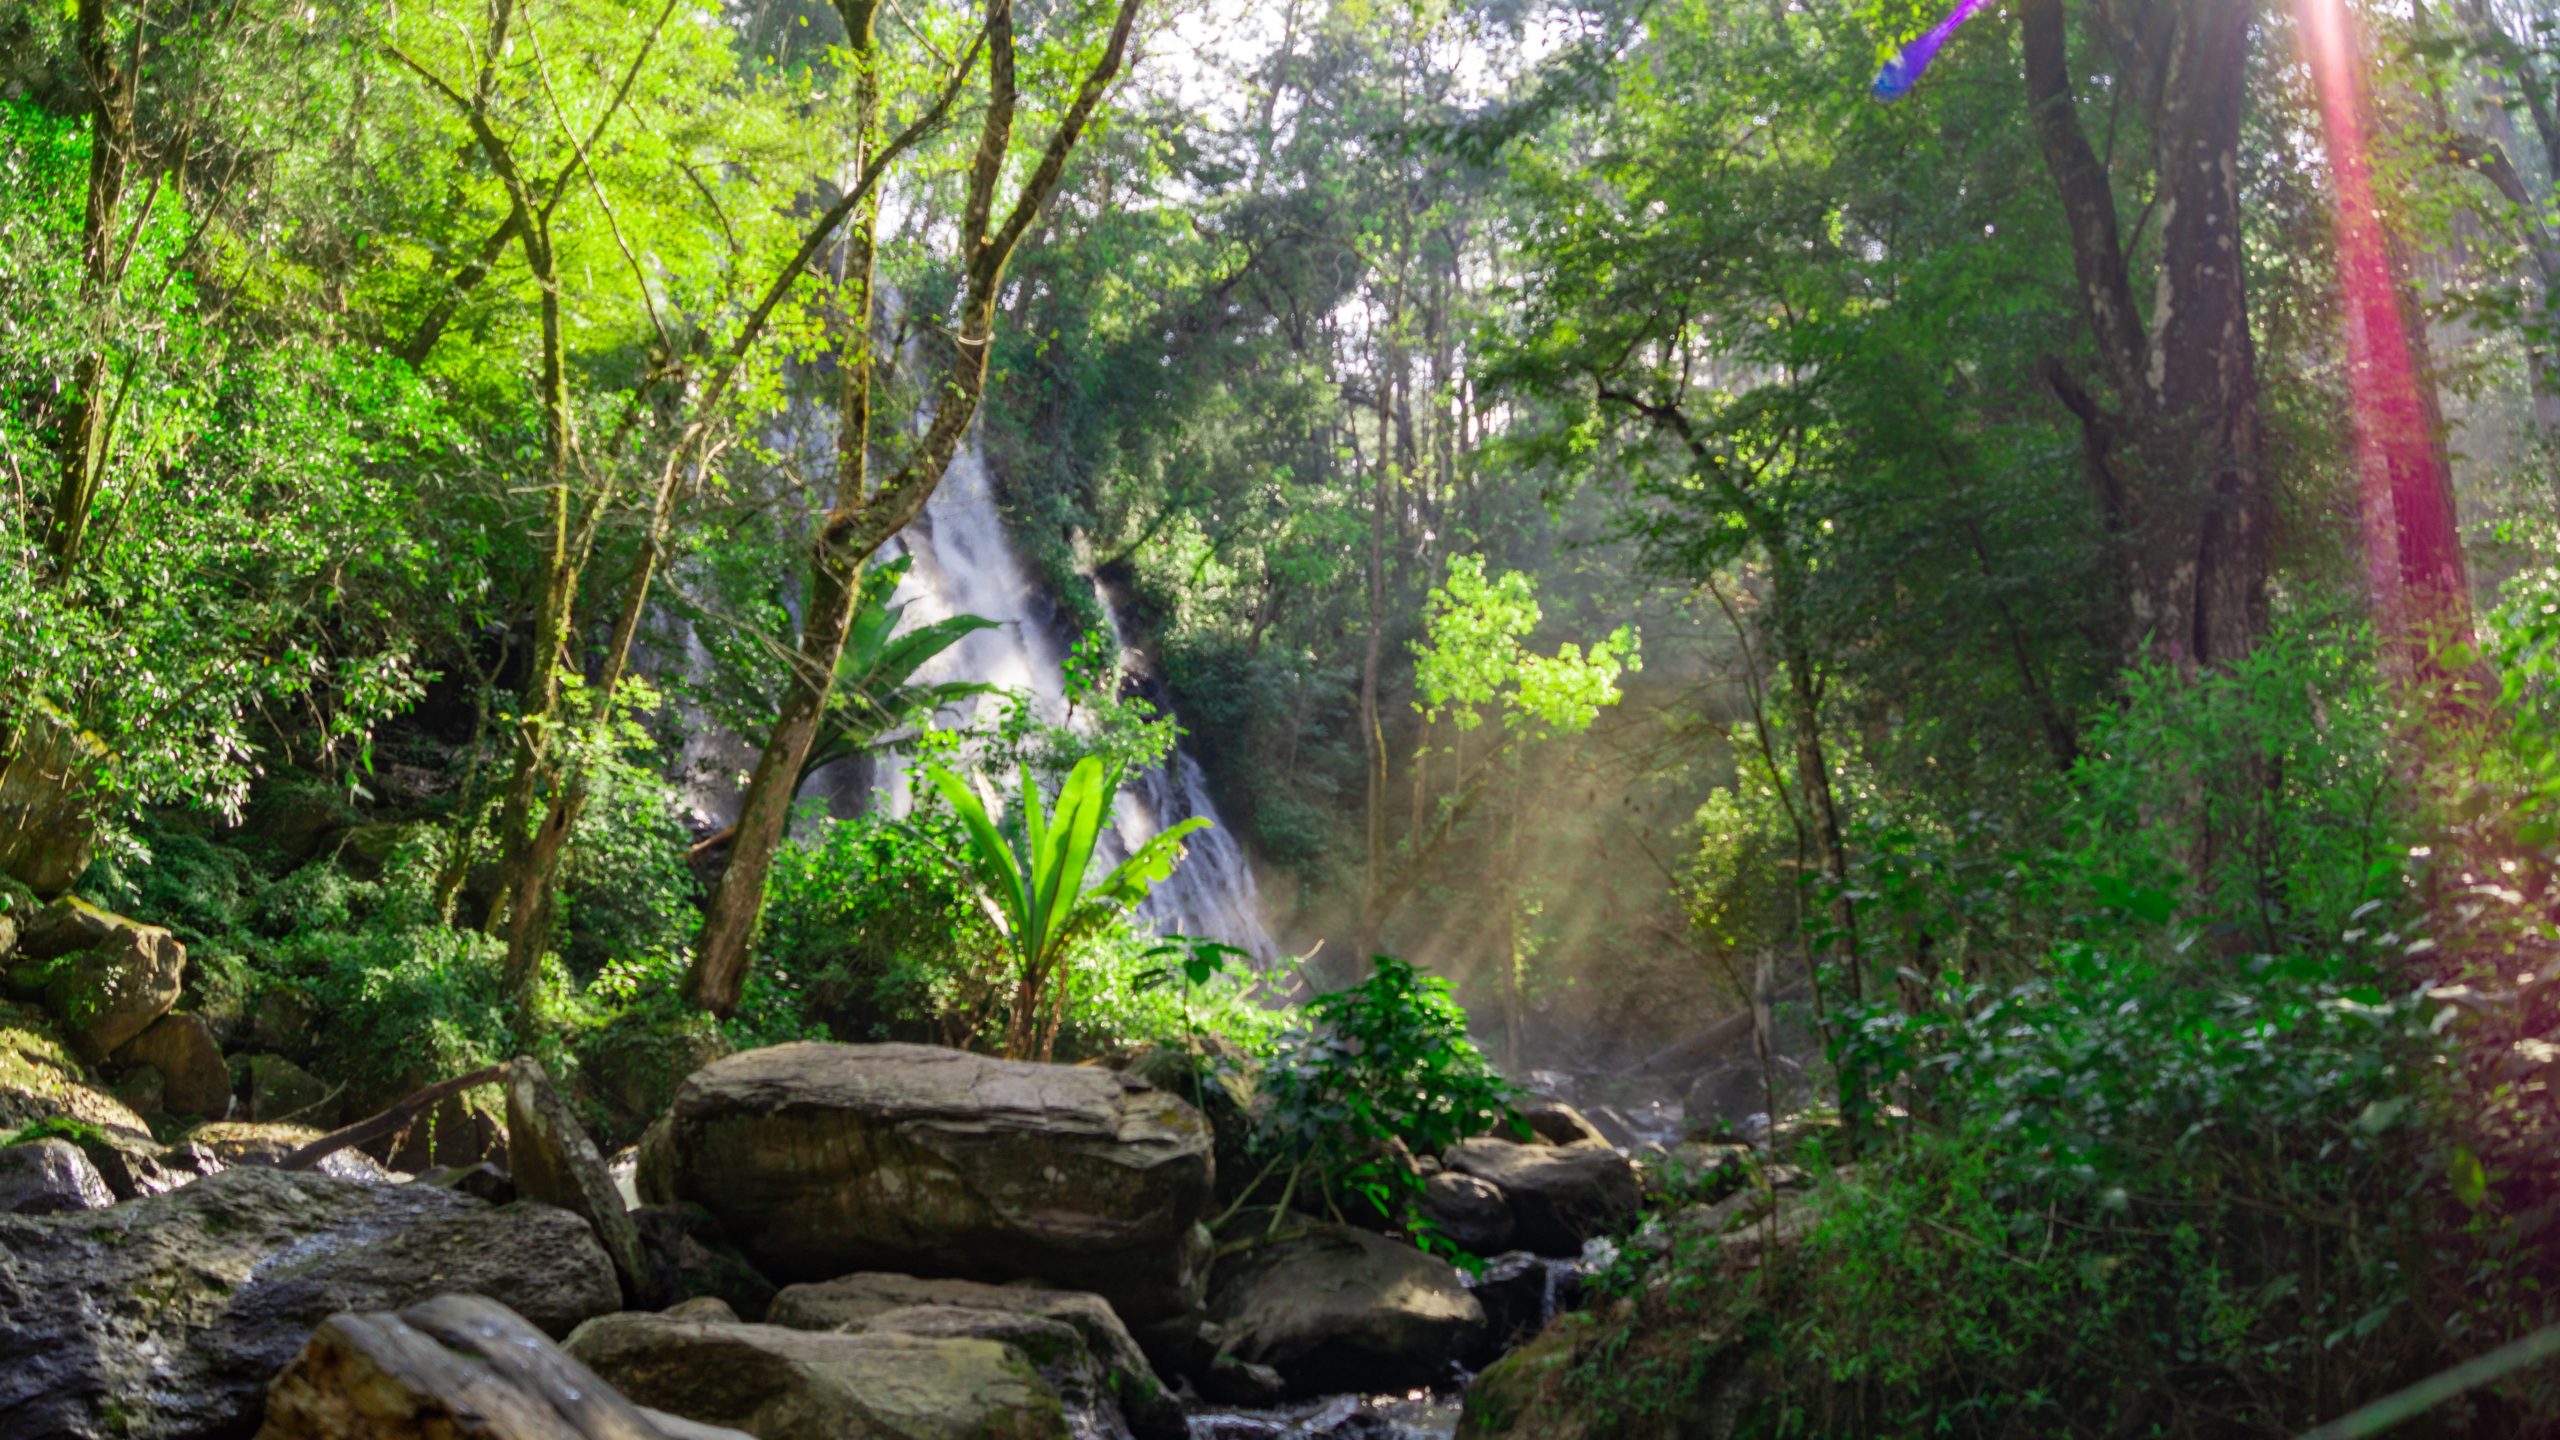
1526;613;2559;1439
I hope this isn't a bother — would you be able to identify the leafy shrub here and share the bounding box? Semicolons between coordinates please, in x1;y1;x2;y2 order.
760;807;999;1044
558;740;697;981
1254;955;1518;1251
1555;622;2476;1438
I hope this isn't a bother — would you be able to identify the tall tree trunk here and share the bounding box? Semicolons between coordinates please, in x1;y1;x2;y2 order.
2023;0;2270;668
1356;343;1392;962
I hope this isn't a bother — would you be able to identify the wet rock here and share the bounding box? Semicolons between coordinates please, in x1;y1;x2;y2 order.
16;897;185;1062
1518;1099;1609;1149
255;1293;757;1440
637;1042;1215;1333
114;1012;231;1119
1194;1353;1287;1408
236;1051;336;1125
1206;1223;1484;1396
418;1159;517;1204
565;1311;1070;1440
508;1055;650;1305
1420;1171;1514;1254
0;1137;111;1214
0;1165;620;1439
1444;1139;1640;1257
1461;1253;1581;1362
768;1272;1184;1440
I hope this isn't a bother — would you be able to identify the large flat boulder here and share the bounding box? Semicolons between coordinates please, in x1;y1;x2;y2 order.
769;1273;1183;1440
637;1043;1214;1330
1445;1138;1640;1256
566;1311;1070;1440
1206;1224;1484;1396
257;1293;755;1440
0;1165;620;1439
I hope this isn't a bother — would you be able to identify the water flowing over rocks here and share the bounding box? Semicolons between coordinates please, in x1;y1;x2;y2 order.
0;1165;620;1439
636;1042;1216;1339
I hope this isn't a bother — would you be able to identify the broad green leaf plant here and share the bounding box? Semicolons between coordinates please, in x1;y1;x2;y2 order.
928;755;1207;1059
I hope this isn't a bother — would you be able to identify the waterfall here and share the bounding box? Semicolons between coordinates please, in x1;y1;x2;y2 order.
876;430;1280;960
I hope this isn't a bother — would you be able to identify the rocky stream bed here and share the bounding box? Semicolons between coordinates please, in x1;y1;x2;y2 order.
0;888;1699;1440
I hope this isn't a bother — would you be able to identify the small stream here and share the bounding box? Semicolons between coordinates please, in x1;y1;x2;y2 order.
1188;1391;1463;1440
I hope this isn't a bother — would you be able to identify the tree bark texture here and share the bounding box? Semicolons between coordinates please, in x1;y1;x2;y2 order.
2023;0;2270;668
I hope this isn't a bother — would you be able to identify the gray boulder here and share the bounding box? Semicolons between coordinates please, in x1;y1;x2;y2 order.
1445;1137;1640;1257
565;1311;1070;1440
0;1137;111;1214
113;1012;232;1119
0;1165;620;1439
256;1293;755;1440
15;897;184;1062
637;1043;1214;1332
1206;1224;1484;1396
1419;1170;1514;1254
1517;1098;1610;1149
769;1272;1183;1440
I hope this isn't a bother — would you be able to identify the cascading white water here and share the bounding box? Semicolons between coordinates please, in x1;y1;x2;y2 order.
878;430;1279;960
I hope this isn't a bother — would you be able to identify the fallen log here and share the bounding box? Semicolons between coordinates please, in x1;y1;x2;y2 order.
278;1062;511;1171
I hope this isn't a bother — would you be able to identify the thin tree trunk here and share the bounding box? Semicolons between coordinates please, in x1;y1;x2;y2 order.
45;0;137;573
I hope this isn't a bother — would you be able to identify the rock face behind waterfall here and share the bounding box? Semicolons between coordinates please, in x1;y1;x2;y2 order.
637;1042;1216;1336
0;1165;620;1439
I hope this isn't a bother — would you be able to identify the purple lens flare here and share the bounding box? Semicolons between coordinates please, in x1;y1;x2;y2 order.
1873;0;1994;100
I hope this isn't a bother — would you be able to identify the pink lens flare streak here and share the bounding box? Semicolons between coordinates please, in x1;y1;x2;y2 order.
2295;0;2474;665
